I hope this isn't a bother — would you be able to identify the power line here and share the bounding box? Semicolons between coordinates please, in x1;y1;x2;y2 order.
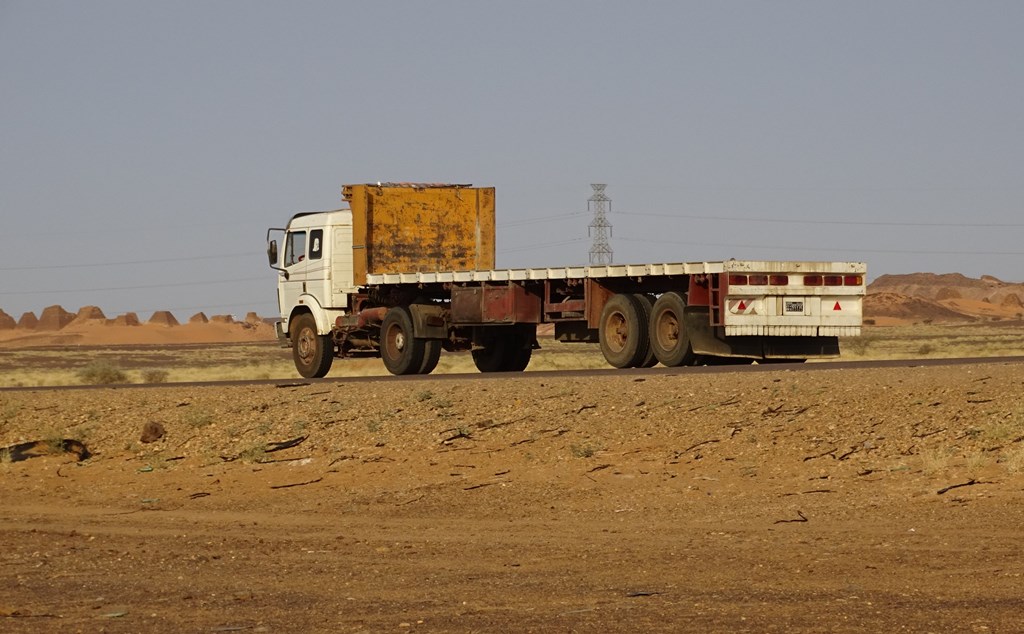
498;212;589;228
501;238;588;254
0;252;256;272
613;210;1024;228
616;236;1024;256
0;276;268;296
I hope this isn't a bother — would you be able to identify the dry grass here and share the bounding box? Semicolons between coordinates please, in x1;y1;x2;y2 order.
1;322;1023;388
839;323;1024;361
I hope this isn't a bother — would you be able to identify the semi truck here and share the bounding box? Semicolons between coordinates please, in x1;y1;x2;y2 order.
267;183;866;378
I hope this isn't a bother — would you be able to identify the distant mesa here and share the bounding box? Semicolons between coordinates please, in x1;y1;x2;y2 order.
189;312;209;324
37;305;75;331
210;314;235;324
109;312;141;327
17;312;38;329
934;287;961;301
864;292;974;323
0;309;16;330
148;310;180;327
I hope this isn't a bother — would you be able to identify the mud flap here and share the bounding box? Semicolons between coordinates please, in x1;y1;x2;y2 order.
409;304;448;339
684;307;840;359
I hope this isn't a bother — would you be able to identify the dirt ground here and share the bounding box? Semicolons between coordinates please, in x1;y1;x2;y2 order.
3;362;1024;633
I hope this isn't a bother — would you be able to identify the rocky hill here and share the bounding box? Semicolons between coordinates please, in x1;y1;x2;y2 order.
867;273;1024;324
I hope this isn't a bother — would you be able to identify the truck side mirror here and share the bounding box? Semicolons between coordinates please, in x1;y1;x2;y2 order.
267;240;278;266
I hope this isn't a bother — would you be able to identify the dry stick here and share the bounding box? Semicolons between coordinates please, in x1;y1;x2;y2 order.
463;482;497;491
803;448;838;462
936;479;986;495
837;446;861;460
774;510;808;524
270;477;323;490
265;435;308;453
575;404;597;414
684;439;719;453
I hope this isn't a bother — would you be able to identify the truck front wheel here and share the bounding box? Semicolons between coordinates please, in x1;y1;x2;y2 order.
381;307;427;375
291;313;334;378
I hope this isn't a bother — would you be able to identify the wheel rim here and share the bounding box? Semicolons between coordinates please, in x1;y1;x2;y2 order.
655;310;679;352
297;328;317;365
385;324;405;360
605;312;628;353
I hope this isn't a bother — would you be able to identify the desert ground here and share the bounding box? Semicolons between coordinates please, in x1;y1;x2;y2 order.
3;361;1024;632
3;273;1024;632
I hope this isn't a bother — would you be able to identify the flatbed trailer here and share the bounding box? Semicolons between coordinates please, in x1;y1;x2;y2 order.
268;184;865;377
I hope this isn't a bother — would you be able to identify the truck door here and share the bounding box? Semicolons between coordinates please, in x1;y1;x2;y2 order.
279;228;329;330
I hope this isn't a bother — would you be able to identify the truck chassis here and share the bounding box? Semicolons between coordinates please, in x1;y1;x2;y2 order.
282;260;864;378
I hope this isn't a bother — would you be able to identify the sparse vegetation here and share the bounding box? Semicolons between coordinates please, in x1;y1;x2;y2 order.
183;408;215;428
570;442;598;458
76;360;129;385
237;443;267;463
142;369;169;383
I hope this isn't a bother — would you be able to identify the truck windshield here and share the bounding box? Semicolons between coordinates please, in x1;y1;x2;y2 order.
284;231;307;266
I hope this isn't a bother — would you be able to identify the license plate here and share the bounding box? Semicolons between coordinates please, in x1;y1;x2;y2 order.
785;300;804;313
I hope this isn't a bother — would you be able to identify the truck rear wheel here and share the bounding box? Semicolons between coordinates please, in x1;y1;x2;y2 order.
599;294;650;369
650;292;698;367
506;324;535;372
291;313;334;378
632;294;658;368
419;339;442;374
381;307;426;375
472;325;533;372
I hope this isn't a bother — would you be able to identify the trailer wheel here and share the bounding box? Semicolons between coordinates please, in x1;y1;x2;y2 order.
471;325;533;372
291;313;334;378
471;327;515;372
381;307;426;375
419;339;442;374
506;324;535;372
632;294;659;368
650;292;698;367
599;294;649;369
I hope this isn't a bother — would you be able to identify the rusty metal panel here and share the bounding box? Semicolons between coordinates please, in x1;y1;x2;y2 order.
584;278;614;329
450;287;483;323
344;184;496;285
449;283;540;324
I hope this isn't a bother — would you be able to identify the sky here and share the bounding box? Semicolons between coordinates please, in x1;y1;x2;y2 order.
2;1;1023;320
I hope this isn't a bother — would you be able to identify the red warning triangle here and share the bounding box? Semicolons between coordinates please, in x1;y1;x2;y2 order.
738;300;747;310
833;302;842;311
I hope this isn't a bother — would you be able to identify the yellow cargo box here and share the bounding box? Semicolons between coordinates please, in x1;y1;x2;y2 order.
343;183;496;284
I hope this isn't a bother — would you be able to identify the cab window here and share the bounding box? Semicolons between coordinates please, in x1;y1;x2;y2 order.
284;231;307;266
309;229;323;260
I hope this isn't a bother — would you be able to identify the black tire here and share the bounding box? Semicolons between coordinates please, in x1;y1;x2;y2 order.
650;292;698;367
472;328;511;372
291;313;334;378
471;325;534;372
506;324;535;372
381;307;426;375
419;339;442;374
599;294;649;369
632;294;658;368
